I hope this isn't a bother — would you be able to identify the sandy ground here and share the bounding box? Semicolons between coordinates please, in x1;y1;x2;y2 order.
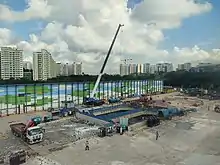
25;93;220;165
1;92;220;165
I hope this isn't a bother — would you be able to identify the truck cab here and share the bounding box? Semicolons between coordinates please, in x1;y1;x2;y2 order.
60;101;76;117
25;126;44;144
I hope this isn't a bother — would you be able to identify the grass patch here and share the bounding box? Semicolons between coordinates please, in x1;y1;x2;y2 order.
123;82;129;87
0;95;31;105
84;83;95;90
18;86;51;94
129;89;135;93
36;97;53;106
113;87;121;93
0;95;53;105
72;91;89;97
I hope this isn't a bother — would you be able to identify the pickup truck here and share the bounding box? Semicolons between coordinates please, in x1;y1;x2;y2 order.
83;97;105;106
10;122;45;144
108;97;121;104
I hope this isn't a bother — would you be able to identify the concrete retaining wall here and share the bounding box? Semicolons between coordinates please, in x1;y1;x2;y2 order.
76;112;110;126
128;121;146;130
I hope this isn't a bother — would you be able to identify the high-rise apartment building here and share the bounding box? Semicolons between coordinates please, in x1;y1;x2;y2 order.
33;49;57;81
120;64;129;76
129;64;137;74
0;47;23;80
75;62;82;75
177;62;192;71
177;64;184;71
150;65;156;74
183;63;191;71
55;62;83;76
55;62;62;76
156;63;173;73
59;63;69;76
68;64;74;76
163;63;173;72
136;64;143;74
143;63;150;74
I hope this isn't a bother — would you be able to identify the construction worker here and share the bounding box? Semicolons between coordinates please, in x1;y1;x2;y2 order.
85;140;89;151
156;131;159;140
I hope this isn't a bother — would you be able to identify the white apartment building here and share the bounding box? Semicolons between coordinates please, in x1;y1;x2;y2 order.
56;63;62;76
143;63;150;74
156;63;173;73
57;62;82;76
150;65;156;74
59;63;69;76
33;49;57;81
0;47;23;80
129;64;137;74
75;62;82;75
68;64;74;76
177;62;192;71
183;63;191;71
120;64;129;76
136;64;143;74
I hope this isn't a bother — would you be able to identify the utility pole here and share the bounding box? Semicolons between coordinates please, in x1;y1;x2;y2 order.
91;24;124;98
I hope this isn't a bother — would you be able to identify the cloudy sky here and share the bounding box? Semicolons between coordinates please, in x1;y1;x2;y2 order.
0;0;219;74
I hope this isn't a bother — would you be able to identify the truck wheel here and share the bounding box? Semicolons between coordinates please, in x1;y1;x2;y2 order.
12;130;16;136
64;112;68;117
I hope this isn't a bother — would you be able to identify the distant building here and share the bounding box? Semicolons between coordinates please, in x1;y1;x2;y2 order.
23;69;33;80
23;61;32;70
75;62;82;75
143;63;150;74
33;49;57;81
189;67;202;72
120;64;129;76
178;62;191;71
184;63;192;71
177;64;184;71
129;64;137;74
59;63;69;76
136;64;143;74
55;62;82;76
150;65;156;74
197;63;212;67
56;63;62;76
0;47;23;80
156;63;173;73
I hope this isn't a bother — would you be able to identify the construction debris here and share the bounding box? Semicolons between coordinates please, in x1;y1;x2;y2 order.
214;105;220;113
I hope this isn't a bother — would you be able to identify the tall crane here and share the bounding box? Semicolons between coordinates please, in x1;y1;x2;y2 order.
91;24;124;98
121;58;132;64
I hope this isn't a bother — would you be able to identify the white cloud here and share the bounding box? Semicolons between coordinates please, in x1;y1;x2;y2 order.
0;0;217;73
0;0;51;21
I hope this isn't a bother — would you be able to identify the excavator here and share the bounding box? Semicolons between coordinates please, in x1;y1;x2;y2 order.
83;24;124;106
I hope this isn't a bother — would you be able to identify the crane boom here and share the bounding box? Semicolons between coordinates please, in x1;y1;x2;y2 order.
91;24;124;98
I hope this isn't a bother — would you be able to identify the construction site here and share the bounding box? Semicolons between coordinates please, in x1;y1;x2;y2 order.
0;92;220;165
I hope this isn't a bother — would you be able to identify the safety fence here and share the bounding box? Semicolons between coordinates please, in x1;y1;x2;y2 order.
0;80;163;116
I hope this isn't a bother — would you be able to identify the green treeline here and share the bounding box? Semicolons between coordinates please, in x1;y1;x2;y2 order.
164;71;220;89
1;71;220;89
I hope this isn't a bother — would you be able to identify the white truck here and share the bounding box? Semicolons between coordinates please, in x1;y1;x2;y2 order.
10;122;45;144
